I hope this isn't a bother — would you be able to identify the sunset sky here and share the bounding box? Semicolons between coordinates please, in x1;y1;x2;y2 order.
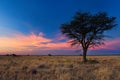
0;0;120;55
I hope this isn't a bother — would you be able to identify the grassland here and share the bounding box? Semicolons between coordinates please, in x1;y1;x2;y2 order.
0;56;120;80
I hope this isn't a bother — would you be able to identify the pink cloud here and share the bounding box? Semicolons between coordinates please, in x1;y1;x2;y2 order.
54;32;67;41
90;38;120;50
0;32;72;54
0;32;52;54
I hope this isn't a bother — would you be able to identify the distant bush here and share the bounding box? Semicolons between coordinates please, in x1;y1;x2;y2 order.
5;54;10;56
48;54;52;56
5;54;17;56
80;54;82;56
11;54;17;56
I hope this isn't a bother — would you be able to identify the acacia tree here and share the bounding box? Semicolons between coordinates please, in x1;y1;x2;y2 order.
60;12;117;62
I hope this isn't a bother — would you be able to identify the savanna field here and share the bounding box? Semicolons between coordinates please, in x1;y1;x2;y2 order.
0;56;120;80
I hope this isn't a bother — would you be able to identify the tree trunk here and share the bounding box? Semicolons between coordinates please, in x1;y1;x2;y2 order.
83;49;87;63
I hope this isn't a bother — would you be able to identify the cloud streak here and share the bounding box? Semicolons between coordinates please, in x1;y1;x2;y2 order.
0;30;71;54
91;38;120;50
0;27;120;55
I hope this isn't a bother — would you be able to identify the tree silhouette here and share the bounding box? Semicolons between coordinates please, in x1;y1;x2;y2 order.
60;12;117;62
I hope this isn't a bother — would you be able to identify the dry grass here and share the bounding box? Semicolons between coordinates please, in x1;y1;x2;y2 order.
0;56;120;80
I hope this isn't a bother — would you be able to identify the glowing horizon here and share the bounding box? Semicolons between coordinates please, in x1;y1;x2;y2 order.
0;27;120;55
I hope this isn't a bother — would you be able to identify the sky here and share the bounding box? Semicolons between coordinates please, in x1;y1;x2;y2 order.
0;0;120;55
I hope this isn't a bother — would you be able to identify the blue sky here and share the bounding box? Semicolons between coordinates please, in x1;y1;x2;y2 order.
0;0;120;55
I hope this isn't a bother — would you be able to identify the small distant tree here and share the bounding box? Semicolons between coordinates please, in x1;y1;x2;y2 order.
11;54;17;56
60;12;117;62
5;54;10;56
48;54;52;56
